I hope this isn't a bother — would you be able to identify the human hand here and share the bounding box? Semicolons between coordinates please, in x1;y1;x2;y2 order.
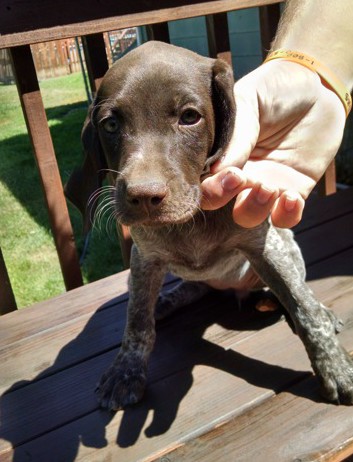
201;60;346;228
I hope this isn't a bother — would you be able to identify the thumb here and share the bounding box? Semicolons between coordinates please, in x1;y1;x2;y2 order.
213;78;260;173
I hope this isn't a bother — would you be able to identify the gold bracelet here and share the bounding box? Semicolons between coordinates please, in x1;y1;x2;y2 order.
264;49;352;117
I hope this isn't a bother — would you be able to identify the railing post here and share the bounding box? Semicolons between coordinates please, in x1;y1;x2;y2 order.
9;45;83;291
259;4;281;59
0;248;17;315
147;23;171;43
318;161;337;196
206;13;232;66
82;33;110;95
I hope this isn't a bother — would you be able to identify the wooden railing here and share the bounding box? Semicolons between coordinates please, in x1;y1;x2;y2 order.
0;0;336;314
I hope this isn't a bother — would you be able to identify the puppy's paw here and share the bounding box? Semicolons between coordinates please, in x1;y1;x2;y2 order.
96;359;147;411
315;348;353;405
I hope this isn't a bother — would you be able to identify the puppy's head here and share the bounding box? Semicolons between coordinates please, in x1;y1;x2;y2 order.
65;41;235;229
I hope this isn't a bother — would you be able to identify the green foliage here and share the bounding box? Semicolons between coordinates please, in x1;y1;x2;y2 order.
0;73;123;308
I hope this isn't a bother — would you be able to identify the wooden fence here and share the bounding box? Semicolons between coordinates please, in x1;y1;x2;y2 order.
0;28;137;82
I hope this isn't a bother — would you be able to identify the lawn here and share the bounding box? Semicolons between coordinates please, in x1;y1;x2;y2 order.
0;73;123;308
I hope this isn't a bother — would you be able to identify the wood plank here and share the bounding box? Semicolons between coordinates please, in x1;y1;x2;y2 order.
3;299;353;462
297;210;353;268
82;33;109;95
0;0;281;48
259;3;281;58
147;23;171;43
307;246;353;283
0;271;129;346
0;319;309;459
295;187;353;234
206;13;232;66
318;160;337;196
9;45;83;291
0;248;17;314
0;275;182;397
0;289;230;394
119;224;133;268
155;371;353;462
1;265;353;461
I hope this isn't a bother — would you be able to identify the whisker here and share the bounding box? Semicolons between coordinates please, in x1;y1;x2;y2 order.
87;184;117;233
95;199;116;230
87;185;115;208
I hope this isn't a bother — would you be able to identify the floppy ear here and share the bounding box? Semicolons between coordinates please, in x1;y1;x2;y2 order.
64;105;107;234
203;58;236;176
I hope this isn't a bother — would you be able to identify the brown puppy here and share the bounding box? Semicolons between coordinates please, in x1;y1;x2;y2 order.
66;41;353;411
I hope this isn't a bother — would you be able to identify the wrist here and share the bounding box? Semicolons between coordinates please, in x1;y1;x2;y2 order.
270;1;353;92
264;49;352;117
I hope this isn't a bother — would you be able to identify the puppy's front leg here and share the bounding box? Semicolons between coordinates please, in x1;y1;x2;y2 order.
241;224;353;404
96;244;166;410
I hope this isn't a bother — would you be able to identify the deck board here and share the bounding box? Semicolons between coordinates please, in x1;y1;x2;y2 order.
157;373;353;462
295;188;353;234
1;188;353;461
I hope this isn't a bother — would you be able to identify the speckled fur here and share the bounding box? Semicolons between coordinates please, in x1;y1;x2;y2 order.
67;41;353;410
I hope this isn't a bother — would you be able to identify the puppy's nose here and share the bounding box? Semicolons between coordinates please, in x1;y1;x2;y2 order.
126;181;167;210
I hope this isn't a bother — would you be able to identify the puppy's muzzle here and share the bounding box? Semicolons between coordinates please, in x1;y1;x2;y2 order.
125;181;168;214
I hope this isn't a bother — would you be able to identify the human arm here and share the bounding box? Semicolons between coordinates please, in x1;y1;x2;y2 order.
201;0;353;228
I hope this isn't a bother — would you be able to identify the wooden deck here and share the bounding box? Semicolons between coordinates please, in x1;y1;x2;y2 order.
1;187;353;462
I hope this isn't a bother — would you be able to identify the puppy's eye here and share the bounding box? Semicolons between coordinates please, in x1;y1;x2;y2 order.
102;117;119;133
179;109;201;126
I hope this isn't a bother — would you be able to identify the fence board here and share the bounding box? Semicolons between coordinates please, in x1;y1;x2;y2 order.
206;13;232;65
147;23;171;42
82;33;109;95
0;248;17;315
9;45;83;291
0;1;281;48
259;3;281;58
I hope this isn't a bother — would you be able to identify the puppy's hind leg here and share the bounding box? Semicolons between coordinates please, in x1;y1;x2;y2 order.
155;281;211;320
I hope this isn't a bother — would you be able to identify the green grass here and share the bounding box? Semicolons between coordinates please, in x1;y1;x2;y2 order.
0;73;123;308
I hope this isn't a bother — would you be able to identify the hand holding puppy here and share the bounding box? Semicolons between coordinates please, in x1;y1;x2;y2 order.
201;59;346;228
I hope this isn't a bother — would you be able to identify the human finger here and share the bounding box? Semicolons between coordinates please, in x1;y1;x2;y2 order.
200;167;249;210
270;191;305;228
232;183;279;228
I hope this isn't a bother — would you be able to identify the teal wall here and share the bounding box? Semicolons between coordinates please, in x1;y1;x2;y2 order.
167;8;263;79
168;16;209;58
228;8;262;79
